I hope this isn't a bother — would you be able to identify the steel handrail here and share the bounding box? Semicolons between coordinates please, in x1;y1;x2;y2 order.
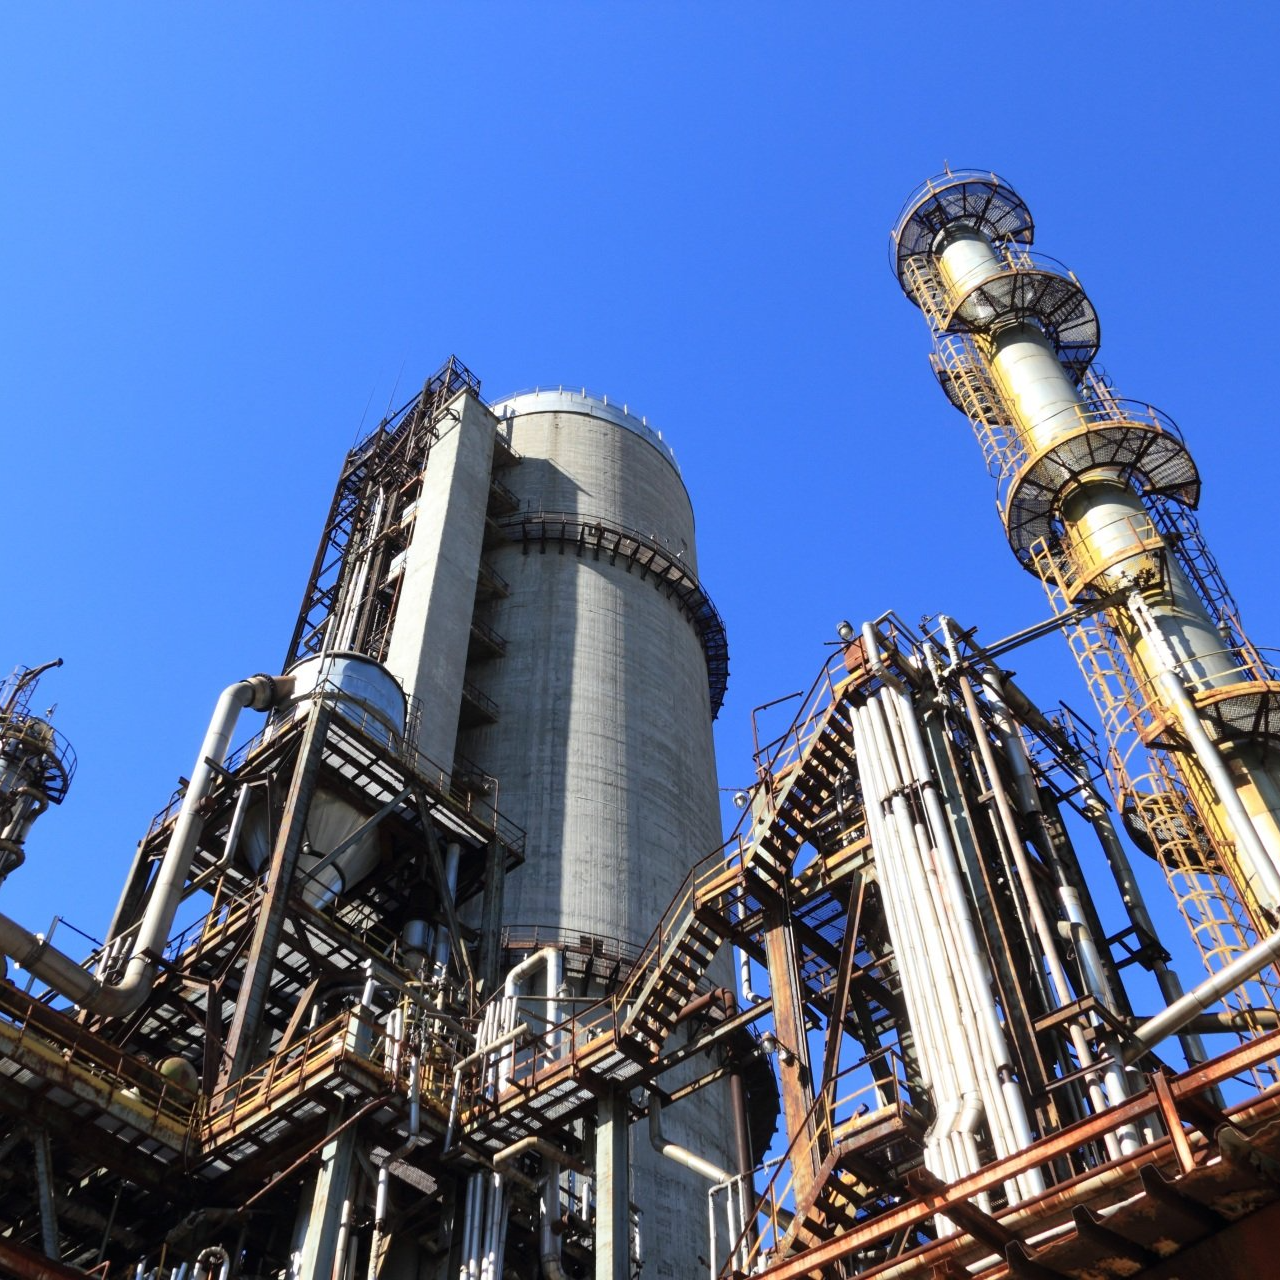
726;1047;915;1275
3;996;197;1127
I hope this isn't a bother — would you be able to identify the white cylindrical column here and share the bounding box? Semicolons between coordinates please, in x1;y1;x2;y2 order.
934;221;1280;910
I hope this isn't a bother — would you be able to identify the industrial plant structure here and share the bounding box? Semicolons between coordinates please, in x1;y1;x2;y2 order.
2;170;1280;1280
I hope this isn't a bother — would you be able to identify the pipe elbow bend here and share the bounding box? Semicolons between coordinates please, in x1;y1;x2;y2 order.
242;673;295;711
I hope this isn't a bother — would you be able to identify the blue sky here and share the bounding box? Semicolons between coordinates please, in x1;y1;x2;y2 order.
3;5;1278;1042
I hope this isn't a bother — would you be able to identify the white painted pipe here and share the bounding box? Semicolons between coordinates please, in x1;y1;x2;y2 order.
443;1020;528;1151
648;1092;734;1184
369;1046;421;1277
862;681;1012;1198
856;701;962;1197
649;1093;739;1275
540;1170;568;1280
186;778;255;896
459;1170;481;1280
193;1247;230;1280
0;673;292;1015
859;690;979;1217
502;946;562;1084
853;706;935;1097
464;948;565;1280
480;1170;504;1280
334;1194;354;1280
866;703;962;1109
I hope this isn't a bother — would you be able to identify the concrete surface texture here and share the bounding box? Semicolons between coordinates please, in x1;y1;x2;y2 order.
463;392;736;1278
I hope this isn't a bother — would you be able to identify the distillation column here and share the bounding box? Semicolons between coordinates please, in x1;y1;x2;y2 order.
892;171;1280;998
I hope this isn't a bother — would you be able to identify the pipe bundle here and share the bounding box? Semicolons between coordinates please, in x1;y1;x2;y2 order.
853;681;1044;1206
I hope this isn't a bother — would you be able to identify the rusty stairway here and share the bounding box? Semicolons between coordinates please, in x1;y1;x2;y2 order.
461;661;872;1153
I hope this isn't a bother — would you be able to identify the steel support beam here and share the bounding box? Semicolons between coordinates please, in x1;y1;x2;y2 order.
221;703;332;1087
297;1108;359;1280
763;911;819;1207
31;1127;59;1261
477;834;506;993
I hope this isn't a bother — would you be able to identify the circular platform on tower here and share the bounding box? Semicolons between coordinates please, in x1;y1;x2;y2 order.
892;170;1033;296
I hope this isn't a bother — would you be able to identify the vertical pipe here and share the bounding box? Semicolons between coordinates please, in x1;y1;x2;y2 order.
945;634;1135;1156
881;677;1038;1182
727;1067;755;1257
432;842;462;974
31;1128;58;1260
981;671;1121;1009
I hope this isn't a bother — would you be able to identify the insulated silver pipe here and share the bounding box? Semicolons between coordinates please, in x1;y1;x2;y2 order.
1125;926;1280;1061
443;1021;528;1150
858;640;1012;1189
369;1046;421;1277
938;619;1135;1156
875;666;1041;1188
0;673;292;1015
855;701;961;1190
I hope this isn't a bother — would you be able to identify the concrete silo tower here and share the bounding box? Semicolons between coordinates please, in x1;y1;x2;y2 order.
461;389;726;954
288;364;736;1277
460;390;734;1277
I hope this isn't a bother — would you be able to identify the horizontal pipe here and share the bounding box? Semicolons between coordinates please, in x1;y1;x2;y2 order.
673;986;735;1026
492;1135;589;1178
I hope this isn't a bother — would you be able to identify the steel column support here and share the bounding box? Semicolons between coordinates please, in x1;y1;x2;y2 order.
222;702;332;1087
297;1109;359;1280
414;789;476;993
595;1090;631;1280
763;911;820;1205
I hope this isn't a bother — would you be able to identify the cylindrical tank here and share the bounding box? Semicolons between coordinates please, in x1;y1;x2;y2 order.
465;391;722;947
242;653;407;908
281;651;407;748
459;389;734;1276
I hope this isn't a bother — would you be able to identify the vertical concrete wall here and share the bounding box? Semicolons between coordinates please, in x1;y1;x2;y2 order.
458;391;734;1279
382;391;496;771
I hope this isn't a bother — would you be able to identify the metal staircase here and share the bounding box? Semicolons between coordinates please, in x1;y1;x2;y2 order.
460;662;872;1153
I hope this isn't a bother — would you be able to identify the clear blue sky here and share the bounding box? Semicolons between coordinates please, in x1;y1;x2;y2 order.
3;5;1277;1041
